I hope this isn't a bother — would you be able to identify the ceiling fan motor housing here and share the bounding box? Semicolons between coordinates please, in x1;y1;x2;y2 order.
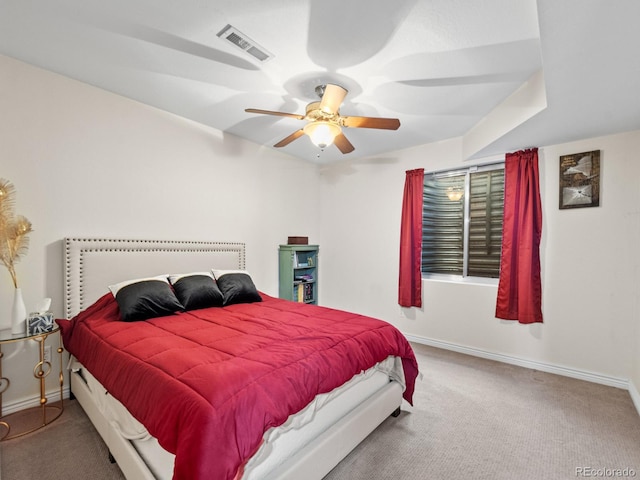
305;101;339;123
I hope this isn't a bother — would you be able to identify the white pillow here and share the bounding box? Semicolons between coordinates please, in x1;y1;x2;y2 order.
108;275;171;297
168;271;215;284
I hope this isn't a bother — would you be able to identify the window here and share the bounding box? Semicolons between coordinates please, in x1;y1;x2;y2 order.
422;164;505;279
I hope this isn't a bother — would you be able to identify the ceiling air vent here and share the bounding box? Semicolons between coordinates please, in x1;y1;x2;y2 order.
217;24;273;62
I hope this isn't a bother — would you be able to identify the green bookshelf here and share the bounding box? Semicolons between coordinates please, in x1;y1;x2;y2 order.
278;244;318;304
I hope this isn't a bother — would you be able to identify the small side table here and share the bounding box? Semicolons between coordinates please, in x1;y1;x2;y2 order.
0;326;64;440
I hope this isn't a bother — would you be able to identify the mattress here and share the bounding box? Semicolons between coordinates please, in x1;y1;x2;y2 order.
71;355;405;479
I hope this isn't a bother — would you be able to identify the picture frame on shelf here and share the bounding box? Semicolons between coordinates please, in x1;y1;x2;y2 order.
559;150;600;209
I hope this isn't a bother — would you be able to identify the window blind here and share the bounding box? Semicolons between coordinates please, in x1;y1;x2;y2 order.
421;166;504;278
422;174;465;275
468;170;504;278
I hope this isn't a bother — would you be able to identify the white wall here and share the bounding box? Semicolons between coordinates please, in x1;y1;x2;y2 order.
0;54;320;407
2;52;639;412
319;130;640;387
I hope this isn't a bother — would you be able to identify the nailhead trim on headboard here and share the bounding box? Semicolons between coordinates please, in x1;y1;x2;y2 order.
64;238;246;319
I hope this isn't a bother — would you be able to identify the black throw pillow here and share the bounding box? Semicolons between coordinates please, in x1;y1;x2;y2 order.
213;270;262;306
169;273;224;310
112;279;184;322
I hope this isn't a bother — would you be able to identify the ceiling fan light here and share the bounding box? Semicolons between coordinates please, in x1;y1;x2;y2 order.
303;121;341;149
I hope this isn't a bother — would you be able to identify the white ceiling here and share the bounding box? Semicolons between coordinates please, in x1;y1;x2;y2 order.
1;0;639;164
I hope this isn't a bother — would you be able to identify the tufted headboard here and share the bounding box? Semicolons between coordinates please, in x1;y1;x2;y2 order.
64;238;246;319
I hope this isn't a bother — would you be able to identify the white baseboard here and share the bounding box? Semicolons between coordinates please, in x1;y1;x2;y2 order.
629;380;640;417
405;334;630;391
2;386;71;416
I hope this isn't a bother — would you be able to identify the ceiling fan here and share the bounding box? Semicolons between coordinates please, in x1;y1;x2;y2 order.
245;84;400;154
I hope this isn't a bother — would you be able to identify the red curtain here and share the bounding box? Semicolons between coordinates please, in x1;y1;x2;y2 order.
495;148;543;323
398;168;424;307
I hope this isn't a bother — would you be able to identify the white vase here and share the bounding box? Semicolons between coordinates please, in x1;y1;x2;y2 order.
11;288;27;335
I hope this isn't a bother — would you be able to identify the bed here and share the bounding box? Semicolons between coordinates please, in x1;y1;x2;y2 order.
59;238;418;480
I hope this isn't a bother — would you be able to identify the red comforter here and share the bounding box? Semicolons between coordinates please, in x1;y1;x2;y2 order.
58;292;418;480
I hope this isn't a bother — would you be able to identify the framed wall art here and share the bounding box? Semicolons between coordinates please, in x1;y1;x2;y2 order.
559;150;600;209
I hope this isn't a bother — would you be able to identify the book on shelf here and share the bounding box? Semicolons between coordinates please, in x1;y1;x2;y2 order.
303;283;313;302
295;283;314;303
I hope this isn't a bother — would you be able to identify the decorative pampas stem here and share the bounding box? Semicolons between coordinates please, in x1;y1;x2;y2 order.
2;215;32;288
0;179;33;330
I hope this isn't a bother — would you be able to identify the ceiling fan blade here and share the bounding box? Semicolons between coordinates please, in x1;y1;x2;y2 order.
334;133;355;154
319;84;348;114
341;116;400;130
245;108;305;120
274;129;305;148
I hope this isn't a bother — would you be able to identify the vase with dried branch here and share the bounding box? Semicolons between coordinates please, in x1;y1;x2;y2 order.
0;179;33;333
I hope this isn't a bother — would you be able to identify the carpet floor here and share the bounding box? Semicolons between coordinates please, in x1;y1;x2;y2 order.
2;343;639;480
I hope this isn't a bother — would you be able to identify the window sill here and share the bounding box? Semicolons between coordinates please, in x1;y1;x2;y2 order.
422;274;499;287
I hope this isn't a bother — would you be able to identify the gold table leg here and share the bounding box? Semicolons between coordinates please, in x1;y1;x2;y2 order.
0;331;64;441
